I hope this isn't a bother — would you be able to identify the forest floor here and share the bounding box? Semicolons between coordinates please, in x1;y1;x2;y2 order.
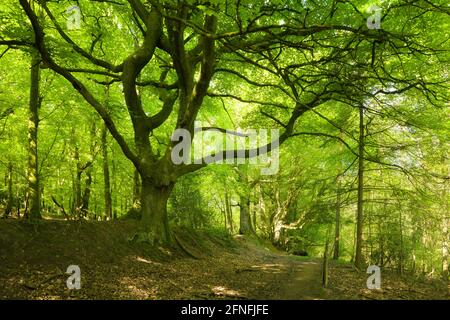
0;219;448;300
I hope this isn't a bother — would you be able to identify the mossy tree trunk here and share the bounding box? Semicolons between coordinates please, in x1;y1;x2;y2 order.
138;179;174;243
239;194;254;235
26;53;41;220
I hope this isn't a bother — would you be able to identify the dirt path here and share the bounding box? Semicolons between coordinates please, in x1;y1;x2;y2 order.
271;259;324;299
238;241;325;300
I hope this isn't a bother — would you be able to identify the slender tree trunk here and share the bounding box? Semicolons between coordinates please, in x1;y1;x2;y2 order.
81;121;96;217
252;200;257;234
27;53;41;220
333;173;342;260
74;145;82;219
112;145;117;219
70;172;75;215
101;125;112;220
81;169;92;217
16;188;20;219
379;203;387;266
355;105;365;270
411;220;417;274
442;215;449;281
442;164;449;280
258;185;266;235
4;163;13;218
225;190;233;233
322;237;330;288
333;130;344;260
399;207;404;275
223;202;228;231
41;186;45;214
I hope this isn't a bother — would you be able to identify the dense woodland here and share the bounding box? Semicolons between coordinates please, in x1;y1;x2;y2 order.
0;0;449;294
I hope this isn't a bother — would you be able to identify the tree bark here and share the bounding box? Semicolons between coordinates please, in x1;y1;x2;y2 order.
74;144;82;218
399;206;404;275
442;162;449;281
81;168;92;216
333;173;342;260
322;237;330;288
442;215;449;281
138;180;173;244
225;190;233;233
26;53;41;220
333;130;344;260
132;169;141;210
81;120;96;217
102;124;112;220
252;199;257;234
355;105;365;270
239;194;254;235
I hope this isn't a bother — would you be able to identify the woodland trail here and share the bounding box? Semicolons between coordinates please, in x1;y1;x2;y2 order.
263;259;324;300
0;220;447;300
235;240;325;300
0;220;327;300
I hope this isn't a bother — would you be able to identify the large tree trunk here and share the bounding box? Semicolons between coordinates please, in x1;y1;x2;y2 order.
138;180;173;244
26;53;41;220
354;105;365;270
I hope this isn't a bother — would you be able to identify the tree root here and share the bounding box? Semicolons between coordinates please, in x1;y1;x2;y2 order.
128;230;203;260
173;232;202;260
128;231;156;245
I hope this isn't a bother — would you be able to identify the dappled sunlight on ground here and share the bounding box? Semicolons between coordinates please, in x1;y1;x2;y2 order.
211;286;244;298
326;263;449;300
135;256;162;265
120;276;157;299
248;263;287;274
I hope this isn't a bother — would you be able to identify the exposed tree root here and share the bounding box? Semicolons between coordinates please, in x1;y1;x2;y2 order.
173;231;202;260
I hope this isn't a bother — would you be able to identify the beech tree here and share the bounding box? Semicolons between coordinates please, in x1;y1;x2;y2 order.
10;0;448;246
